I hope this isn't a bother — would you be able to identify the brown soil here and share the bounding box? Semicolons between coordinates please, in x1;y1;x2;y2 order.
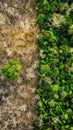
0;0;38;130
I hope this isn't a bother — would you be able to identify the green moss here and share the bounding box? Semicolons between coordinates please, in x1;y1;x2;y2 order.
2;59;22;81
35;0;73;129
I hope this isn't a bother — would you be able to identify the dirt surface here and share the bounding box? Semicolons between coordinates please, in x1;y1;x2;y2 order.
0;0;38;130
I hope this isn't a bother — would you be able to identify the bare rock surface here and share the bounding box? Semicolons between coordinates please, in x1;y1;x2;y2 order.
0;0;38;130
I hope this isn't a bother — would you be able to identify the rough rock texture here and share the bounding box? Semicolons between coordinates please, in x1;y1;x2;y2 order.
0;0;38;130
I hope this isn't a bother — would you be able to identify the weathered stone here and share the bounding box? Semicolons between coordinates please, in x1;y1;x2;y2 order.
0;0;37;130
0;13;6;25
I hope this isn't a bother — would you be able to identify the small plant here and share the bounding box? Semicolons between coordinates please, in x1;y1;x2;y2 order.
2;59;22;81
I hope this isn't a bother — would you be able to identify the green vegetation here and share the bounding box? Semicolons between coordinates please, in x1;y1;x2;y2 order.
2;59;22;81
35;0;73;130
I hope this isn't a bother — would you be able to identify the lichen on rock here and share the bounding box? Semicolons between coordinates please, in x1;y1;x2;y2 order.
0;0;37;130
